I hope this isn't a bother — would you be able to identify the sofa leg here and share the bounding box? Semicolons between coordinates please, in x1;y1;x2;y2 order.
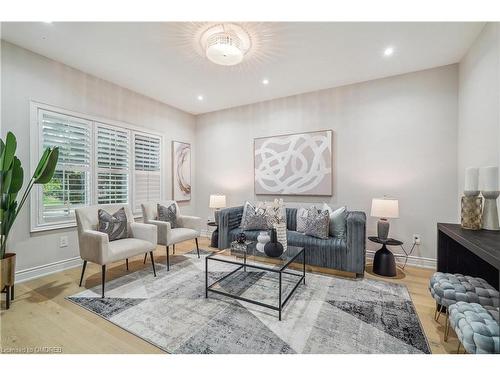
101;265;106;298
195;238;200;258
126;258;129;271
356;272;364;278
150;251;157;277
79;260;87;287
143;253;147;264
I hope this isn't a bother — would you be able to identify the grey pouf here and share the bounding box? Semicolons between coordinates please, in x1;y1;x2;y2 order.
429;272;499;308
449;302;499;354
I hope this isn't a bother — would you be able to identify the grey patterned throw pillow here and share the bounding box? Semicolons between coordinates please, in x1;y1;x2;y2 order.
97;207;128;241
157;203;177;228
304;210;330;239
240;201;270;230
296;206;319;233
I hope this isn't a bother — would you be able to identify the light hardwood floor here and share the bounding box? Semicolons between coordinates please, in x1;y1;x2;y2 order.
0;238;459;354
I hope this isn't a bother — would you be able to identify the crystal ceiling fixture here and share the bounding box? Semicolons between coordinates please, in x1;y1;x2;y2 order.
199;23;252;66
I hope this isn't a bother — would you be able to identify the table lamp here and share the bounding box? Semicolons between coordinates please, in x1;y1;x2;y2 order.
209;194;226;224
371;197;399;240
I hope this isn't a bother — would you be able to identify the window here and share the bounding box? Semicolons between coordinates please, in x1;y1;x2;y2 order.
31;103;164;231
133;133;161;212
96;124;130;204
39;110;91;225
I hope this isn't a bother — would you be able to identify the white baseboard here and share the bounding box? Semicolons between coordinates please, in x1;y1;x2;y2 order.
15;256;83;283
366;250;436;269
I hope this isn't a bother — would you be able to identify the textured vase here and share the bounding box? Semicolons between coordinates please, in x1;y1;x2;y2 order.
461;194;483;230
256;231;270;252
481;191;500;231
274;222;287;252
264;228;284;258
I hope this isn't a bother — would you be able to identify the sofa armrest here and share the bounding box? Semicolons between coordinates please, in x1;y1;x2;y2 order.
79;230;110;265
177;215;202;235
147;219;171;246
346;211;367;276
130;222;157;245
218;206;244;249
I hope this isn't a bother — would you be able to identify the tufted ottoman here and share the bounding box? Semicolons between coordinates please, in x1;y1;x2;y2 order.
429;272;499;340
449;302;499;354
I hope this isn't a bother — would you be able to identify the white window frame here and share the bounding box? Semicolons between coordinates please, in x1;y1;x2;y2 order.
30;101;165;232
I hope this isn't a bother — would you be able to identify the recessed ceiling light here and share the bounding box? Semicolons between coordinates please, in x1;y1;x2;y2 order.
383;47;394;57
197;95;204;101
262;79;269;85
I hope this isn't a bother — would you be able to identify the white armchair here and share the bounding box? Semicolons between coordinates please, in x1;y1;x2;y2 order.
141;201;202;270
75;204;158;297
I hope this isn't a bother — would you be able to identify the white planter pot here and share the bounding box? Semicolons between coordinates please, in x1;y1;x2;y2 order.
274;222;287;252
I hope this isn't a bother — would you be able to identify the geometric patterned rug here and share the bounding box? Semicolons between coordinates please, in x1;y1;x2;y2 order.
67;249;430;354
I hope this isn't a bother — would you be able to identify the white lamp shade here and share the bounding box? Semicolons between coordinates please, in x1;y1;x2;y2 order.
209;194;226;209
371;198;399;219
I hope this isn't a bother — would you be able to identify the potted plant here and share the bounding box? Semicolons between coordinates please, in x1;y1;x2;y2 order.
0;131;58;308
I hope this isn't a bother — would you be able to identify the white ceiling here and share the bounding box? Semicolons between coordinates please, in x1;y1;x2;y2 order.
1;22;484;114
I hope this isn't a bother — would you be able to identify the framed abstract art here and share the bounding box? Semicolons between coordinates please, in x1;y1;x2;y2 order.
172;141;191;201
254;130;333;196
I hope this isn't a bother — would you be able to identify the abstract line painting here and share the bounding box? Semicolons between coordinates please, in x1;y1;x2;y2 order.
172;141;191;201
254;130;332;196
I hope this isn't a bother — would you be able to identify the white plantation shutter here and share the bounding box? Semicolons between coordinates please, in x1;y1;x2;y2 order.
133;133;161;212
96;124;130;204
40;110;91;223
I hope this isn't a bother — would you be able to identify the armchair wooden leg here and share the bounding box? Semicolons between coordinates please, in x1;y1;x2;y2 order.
101;265;106;298
126;258;129;271
150;251;157;277
143;253;148;264
79;260;87;287
172;244;175;255
166;246;170;271
195;238;200;258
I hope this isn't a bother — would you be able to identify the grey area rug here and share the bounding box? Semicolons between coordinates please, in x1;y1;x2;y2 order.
67;249;430;354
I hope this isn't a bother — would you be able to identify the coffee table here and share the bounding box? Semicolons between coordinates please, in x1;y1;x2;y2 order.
205;243;305;320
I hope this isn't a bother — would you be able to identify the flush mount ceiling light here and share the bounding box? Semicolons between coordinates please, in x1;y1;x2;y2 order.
199;23;252;66
383;46;395;56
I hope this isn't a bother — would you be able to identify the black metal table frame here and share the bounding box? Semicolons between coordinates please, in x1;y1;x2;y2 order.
205;248;306;320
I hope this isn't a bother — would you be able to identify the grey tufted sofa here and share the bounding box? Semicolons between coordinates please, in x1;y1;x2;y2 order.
217;206;366;277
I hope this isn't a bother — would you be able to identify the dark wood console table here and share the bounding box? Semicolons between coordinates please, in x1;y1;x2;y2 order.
437;223;500;289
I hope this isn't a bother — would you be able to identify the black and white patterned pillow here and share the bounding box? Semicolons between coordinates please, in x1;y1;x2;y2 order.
240;201;270;230
157;203;177;228
97;207;128;241
296;206;319;233
304;210;330;239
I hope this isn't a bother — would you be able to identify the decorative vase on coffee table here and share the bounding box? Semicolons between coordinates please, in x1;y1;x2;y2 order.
264;228;284;258
273;222;287;252
256;231;270;252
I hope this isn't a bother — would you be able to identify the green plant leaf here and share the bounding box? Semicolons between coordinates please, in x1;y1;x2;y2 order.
8;157;24;194
34;147;59;184
0;132;17;171
1;169;12;194
32;148;51;180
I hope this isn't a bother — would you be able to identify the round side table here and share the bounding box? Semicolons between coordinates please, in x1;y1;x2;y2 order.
368;236;403;277
207;221;218;248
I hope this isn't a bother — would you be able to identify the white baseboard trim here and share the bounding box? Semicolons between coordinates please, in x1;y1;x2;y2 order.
366;250;436;269
15;256;83;283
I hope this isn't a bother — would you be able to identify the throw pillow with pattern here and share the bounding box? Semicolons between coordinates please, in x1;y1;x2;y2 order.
304;209;330;239
157;203;177;228
240;201;270;230
296;206;319;233
97;207;128;241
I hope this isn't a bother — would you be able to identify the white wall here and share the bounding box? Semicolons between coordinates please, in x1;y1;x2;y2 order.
458;23;500;207
196;65;460;264
0;41;197;280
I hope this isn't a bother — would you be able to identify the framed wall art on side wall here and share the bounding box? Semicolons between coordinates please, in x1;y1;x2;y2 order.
172;140;191;201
